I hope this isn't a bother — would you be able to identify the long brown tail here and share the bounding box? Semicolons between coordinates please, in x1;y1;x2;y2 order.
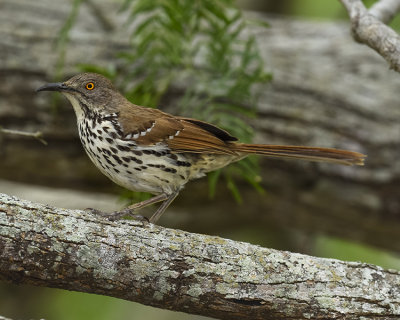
233;144;365;166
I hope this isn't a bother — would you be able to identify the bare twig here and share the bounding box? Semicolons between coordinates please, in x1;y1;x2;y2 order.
370;0;400;23
340;0;400;72
0;128;47;145
1;193;399;320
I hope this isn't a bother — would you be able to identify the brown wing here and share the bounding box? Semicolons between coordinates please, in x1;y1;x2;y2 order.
117;103;237;155
178;118;237;142
166;119;237;154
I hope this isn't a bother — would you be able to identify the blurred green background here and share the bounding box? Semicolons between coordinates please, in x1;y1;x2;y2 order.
1;0;399;319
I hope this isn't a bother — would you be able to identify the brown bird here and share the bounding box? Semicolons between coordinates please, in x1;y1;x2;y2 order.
37;73;365;223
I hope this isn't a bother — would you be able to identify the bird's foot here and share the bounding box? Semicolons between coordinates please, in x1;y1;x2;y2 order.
85;208;149;222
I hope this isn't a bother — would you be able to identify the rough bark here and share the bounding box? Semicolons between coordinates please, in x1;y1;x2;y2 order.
340;0;400;71
1;0;400;253
1;193;399;320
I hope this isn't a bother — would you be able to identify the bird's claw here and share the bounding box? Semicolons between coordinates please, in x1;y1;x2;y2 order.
85;207;149;222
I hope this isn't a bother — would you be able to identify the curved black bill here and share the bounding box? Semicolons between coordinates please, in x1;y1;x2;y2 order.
36;82;69;93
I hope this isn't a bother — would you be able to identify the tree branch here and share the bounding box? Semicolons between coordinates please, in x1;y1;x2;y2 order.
340;0;400;71
0;193;399;320
370;0;400;23
0;128;47;145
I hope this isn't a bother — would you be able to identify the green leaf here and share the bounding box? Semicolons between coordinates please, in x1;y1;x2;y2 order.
225;172;242;203
207;170;221;198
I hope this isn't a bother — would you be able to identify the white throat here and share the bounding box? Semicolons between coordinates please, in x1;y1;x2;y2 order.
62;92;86;121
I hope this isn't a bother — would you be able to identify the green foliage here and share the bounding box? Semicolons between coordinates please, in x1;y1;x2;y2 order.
59;0;271;201
120;0;270;112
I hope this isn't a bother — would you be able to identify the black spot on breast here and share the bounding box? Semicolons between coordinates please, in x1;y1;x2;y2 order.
110;147;118;154
113;168;120;173
88;148;96;156
127;170;132;174
109;132;117;139
117;145;131;152
163;167;177;173
98;136;104;142
111;154;123;165
131;157;143;164
148;164;164;168
104;155;113;166
157;150;169;156
97;129;102;135
176;160;192;167
106;137;113;144
134;168;142;172
132;150;143;156
156;176;170;183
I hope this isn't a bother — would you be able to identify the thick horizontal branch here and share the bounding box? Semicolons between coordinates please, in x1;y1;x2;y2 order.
340;0;400;71
0;193;399;320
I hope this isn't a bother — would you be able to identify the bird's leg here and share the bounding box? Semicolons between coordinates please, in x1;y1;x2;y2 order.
89;191;180;223
149;190;180;224
87;193;168;221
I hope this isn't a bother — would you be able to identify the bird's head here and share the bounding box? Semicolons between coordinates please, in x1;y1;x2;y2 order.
37;73;124;117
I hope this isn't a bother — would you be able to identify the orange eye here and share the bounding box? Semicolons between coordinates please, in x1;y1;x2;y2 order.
85;82;95;90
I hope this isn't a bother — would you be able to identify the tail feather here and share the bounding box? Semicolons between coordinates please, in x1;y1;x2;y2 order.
233;144;365;166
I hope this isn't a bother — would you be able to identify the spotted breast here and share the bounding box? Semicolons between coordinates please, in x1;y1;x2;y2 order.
77;110;236;196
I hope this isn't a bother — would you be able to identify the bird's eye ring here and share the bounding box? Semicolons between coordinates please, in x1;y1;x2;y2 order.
85;82;95;90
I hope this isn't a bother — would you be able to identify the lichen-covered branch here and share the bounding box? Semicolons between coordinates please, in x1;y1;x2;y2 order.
340;0;400;71
0;193;399;320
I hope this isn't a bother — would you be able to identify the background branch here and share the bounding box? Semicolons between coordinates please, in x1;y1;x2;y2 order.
370;0;400;23
0;128;47;145
1;193;399;320
340;0;400;71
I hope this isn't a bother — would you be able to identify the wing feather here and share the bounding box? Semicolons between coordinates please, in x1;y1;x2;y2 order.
117;103;236;154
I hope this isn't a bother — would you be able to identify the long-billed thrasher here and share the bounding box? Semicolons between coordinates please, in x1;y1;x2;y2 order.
37;73;365;223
